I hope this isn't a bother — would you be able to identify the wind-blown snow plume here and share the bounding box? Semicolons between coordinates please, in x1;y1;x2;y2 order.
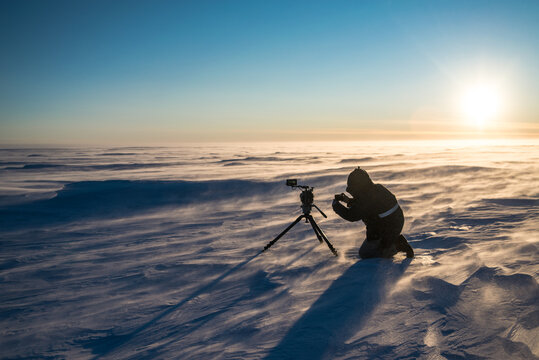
0;141;537;359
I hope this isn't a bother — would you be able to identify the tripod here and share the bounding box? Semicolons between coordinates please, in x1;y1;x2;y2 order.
262;185;338;256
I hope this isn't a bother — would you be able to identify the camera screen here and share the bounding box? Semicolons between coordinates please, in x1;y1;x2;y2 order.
286;179;297;186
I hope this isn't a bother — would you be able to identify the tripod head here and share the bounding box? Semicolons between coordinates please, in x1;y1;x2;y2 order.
286;179;327;218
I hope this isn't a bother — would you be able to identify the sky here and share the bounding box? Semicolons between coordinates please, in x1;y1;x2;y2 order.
1;0;538;144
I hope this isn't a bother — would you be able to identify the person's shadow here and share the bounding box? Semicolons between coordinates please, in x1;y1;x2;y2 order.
264;258;411;360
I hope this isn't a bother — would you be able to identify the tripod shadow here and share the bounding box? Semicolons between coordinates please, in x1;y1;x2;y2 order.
88;252;262;359
264;258;411;360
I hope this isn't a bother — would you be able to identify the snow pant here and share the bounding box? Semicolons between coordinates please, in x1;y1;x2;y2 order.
358;209;406;259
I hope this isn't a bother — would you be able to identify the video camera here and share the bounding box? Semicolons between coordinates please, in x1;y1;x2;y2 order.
286;179;314;207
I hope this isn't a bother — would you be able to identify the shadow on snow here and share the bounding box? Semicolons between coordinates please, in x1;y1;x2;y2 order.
264;258;411;360
86;252;264;359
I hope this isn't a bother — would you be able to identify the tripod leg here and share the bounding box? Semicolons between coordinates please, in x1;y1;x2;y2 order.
308;216;339;256
263;215;304;252
306;215;324;243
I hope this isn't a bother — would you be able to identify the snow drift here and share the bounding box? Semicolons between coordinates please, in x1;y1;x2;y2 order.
0;141;537;359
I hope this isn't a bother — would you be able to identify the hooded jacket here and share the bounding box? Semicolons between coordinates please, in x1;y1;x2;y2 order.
332;183;403;245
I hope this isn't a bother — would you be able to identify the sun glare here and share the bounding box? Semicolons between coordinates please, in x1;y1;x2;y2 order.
459;83;502;128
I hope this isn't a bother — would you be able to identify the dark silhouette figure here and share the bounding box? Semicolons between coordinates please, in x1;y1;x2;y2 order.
333;167;414;259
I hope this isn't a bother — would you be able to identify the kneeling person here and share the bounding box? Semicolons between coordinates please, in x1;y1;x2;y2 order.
332;167;414;259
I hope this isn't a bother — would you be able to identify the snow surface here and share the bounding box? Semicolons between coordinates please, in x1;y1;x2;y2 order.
0;140;538;359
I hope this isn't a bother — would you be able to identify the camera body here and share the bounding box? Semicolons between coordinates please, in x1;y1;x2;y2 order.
300;187;314;205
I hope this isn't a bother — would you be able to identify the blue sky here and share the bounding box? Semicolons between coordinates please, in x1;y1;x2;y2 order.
1;0;538;144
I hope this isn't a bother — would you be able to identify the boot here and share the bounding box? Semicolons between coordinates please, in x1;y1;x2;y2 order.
396;235;414;258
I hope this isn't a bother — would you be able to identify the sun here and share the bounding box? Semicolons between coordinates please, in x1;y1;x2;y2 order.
459;83;502;128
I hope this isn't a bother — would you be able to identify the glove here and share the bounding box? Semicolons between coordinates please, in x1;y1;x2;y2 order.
334;193;351;204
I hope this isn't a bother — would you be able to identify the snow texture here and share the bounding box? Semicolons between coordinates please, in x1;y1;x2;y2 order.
0;140;538;359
